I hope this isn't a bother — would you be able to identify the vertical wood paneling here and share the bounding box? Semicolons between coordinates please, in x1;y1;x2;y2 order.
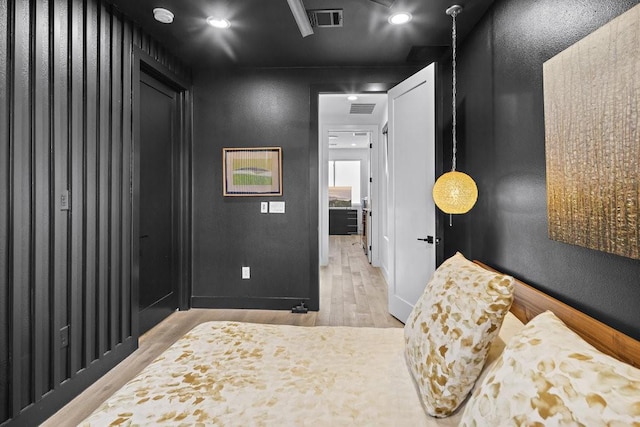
121;19;132;341
84;0;98;365
97;0;109;357
177;90;191;309
0;1;190;424
51;0;70;385
68;0;85;374
0;0;10;422
32;0;52;399
110;10;122;348
12;0;32;413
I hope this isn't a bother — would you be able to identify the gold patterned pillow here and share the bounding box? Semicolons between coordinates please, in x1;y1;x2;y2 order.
404;252;514;417
460;311;640;426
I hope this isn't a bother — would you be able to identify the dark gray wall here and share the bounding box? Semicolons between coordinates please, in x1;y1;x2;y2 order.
0;1;189;425
444;0;640;340
191;66;418;311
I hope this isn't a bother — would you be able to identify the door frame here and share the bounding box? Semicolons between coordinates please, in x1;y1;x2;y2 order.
131;48;192;338
310;83;396;310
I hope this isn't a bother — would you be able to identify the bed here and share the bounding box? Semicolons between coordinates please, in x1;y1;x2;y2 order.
82;255;640;426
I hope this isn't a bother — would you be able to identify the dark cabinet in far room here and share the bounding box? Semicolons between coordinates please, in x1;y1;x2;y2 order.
329;208;358;235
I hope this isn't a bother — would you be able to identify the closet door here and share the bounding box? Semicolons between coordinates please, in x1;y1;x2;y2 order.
138;72;180;334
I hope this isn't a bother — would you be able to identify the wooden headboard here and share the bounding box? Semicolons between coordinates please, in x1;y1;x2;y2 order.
474;261;640;369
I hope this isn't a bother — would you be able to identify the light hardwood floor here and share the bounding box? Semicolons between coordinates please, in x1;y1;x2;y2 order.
43;235;402;426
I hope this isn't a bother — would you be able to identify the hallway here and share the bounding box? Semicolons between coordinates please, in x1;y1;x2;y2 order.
318;235;403;327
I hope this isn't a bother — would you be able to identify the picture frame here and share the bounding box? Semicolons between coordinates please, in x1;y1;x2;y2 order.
223;147;283;196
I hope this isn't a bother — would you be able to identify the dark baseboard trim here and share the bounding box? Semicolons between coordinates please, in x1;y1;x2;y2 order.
191;296;317;311
4;337;137;427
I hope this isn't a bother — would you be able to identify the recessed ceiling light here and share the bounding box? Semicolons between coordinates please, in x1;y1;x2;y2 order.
388;12;412;25
347;95;358;101
153;8;174;24
207;16;231;29
351;143;357;147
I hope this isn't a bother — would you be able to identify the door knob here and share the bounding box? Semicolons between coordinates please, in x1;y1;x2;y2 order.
417;236;440;244
417;236;434;244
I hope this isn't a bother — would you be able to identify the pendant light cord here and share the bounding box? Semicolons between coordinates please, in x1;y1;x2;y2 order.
435;6;477;225
450;8;458;172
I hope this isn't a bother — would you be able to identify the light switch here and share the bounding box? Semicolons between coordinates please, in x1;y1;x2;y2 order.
269;201;285;213
60;190;70;211
260;202;268;213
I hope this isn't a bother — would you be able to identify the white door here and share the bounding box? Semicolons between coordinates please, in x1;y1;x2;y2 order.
387;64;436;323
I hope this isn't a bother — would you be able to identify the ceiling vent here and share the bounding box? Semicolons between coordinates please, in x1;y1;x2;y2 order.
350;103;376;114
307;9;343;28
369;0;396;7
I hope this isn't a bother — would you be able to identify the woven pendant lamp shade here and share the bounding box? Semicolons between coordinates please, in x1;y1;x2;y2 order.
434;5;478;218
432;171;478;214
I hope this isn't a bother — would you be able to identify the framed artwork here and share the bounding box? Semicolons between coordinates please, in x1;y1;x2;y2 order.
543;4;639;259
328;186;352;207
223;147;283;196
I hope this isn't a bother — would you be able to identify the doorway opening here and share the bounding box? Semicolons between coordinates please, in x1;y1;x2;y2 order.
313;65;438;322
318;93;387;267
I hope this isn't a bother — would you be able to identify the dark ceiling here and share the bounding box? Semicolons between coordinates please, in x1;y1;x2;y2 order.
106;0;495;69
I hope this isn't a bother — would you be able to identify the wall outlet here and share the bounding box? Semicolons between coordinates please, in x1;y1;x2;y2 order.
260;202;268;213
242;266;250;279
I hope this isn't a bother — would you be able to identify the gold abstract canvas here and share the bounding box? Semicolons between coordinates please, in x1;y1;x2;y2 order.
543;4;640;259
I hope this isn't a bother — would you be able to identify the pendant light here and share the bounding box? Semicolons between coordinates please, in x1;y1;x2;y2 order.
432;5;478;223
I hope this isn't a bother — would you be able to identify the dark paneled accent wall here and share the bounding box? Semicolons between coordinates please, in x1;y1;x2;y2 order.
191;66;417;311
443;0;640;340
0;1;189;425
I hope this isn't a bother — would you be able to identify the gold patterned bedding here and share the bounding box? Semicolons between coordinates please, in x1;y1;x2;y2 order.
460;311;640;426
82;322;431;426
81;314;523;427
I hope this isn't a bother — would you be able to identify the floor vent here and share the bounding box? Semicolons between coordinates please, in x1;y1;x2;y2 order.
307;9;343;28
350;103;376;114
